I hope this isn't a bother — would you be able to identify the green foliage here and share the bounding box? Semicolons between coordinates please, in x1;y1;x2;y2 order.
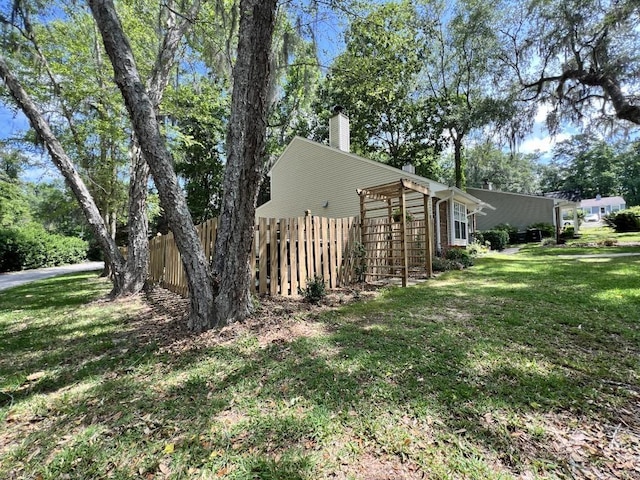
528;222;555;238
479;229;509;250
166;83;228;223
511;0;640;128
444;247;474;267
463;141;542;194
0;224;88;272
604;207;640;232
560;226;575;239
316;1;444;177
492;223;519;243
431;256;463;272
0;178;31;228
466;240;488;256
352;242;367;282
298;276;326;304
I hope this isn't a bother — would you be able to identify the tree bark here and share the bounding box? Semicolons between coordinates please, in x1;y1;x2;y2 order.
212;0;278;326
89;0;215;330
123;1;201;295
0;54;127;294
452;133;465;189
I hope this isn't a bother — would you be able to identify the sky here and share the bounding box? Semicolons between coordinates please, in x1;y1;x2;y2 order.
518;106;572;158
0;1;571;185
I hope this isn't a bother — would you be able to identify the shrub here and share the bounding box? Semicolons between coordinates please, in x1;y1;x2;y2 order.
493;223;519;243
527;222;555;238
560;226;575;239
0;224;88;272
480;229;509;251
604;207;640;232
432;256;463;272
352;242;367;282
466;240;488;257
541;238;557;246
444;247;474;267
299;276;326;304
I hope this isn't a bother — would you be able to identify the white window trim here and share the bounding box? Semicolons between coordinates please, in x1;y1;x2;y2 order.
450;201;468;246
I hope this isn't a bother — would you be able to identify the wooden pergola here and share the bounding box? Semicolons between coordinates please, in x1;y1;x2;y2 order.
357;178;434;287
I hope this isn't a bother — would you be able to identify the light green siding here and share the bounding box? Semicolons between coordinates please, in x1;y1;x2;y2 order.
257;137;452;219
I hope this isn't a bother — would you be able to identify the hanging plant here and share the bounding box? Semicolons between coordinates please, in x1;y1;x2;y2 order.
392;208;414;223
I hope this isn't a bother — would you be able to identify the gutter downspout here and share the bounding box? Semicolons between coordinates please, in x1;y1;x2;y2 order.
435;190;455;253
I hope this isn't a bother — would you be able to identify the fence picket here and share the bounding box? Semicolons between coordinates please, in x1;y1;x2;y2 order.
148;214;372;298
259;218;268;295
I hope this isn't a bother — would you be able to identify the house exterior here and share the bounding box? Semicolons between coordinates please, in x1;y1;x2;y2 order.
580;196;626;218
257;112;493;250
467;187;578;233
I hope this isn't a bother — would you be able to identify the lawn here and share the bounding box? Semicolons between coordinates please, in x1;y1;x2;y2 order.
0;253;639;479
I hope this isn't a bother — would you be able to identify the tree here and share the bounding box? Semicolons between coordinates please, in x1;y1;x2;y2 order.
542;134;622;199
2;0;200;294
0;145;30;227
505;0;640;128
211;0;278;326
166;81;228;223
89;0;278;330
619;141;640;206
318;1;444;178
461;140;542;194
419;0;518;188
0;54;128;293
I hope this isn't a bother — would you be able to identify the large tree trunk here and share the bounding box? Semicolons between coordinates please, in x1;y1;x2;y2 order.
89;0;215;331
123;141;150;294
212;0;278;326
0;55;127;294
122;1;201;295
452;133;465;189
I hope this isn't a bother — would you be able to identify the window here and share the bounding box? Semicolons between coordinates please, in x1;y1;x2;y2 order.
453;201;467;242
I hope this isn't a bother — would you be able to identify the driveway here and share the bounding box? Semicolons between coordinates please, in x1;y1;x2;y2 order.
0;261;104;292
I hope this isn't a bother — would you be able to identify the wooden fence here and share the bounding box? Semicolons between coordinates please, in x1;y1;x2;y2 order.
148;215;362;297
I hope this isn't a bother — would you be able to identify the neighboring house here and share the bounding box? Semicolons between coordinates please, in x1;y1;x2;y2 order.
468;187;578;232
257;112;493;250
580;195;626;218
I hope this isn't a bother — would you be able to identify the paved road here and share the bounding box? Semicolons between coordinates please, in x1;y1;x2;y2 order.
0;261;104;292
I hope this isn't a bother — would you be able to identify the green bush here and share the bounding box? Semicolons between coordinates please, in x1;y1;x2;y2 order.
299;276;326;304
560;226;575;239
493;223;519;243
466;240;488;257
432;256;463;272
480;229;509;251
527;222;555;238
0;224;88;272
444;248;474;267
604;207;640;232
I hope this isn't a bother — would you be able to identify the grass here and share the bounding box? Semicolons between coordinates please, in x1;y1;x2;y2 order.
1;252;639;479
520;225;640;256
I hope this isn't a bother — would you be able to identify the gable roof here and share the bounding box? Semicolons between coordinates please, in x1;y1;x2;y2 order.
268;137;489;208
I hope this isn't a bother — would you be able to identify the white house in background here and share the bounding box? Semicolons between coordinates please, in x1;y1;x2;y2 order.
256;111;494;250
580;195;626;218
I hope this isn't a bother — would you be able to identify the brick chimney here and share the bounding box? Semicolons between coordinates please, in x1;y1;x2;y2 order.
329;105;350;153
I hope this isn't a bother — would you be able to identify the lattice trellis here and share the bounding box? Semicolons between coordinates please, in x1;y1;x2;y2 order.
357;178;434;287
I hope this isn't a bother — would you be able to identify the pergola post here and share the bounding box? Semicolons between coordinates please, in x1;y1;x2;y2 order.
424;193;433;277
399;183;409;287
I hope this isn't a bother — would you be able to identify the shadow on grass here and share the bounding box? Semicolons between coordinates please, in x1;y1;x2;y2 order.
1;258;639;478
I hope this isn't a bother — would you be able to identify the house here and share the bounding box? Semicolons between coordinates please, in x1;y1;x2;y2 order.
580;195;626;218
467;186;578;234
256;111;493;250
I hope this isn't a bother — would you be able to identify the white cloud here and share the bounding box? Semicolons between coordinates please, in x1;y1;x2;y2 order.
519;132;571;155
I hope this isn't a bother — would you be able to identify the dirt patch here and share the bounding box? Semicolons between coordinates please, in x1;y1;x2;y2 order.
108;286;379;357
